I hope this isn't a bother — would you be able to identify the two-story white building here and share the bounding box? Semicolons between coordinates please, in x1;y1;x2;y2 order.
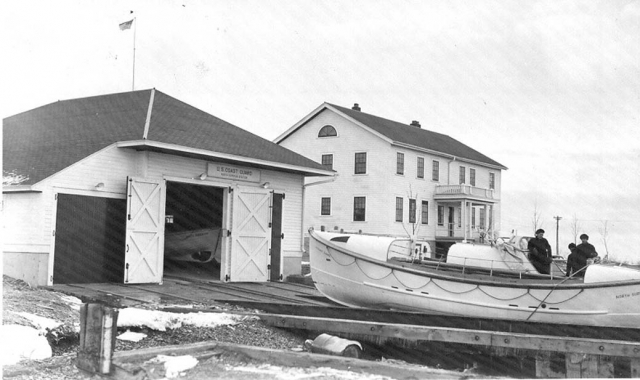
275;103;507;255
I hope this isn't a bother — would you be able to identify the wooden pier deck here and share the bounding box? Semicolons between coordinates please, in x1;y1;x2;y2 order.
49;275;640;378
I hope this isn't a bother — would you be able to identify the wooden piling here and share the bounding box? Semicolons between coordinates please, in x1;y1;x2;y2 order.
77;303;118;375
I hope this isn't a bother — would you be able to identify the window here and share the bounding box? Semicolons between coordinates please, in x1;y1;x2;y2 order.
321;197;331;215
409;199;416;223
458;207;462;228
318;125;337;137
479;207;486;229
353;197;366;221
395;197;403;222
321;154;333;170
354;152;367;174
421;201;429;224
417;157;424;179
489;173;495;190
432;160;440;181
396;153;404;175
470;168;476;186
459;166;466;184
437;206;444;226
472;207;476;228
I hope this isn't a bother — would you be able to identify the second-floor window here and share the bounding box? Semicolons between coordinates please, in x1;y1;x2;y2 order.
421;201;429;224
432;160;440;181
459;166;466;184
354;152;367;174
409;199;416;223
321;154;333;170
396;153;404;175
437;205;444;226
489;172;495;190
470;168;476;186
353;197;366;221
395;197;403;222
321;197;331;215
417;157;424;179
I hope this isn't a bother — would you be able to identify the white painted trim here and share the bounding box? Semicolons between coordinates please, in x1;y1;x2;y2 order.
163;175;235;188
142;88;155;139
116;140;334;176
51;187;126;199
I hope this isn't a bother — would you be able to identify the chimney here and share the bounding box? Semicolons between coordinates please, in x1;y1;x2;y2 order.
410;120;421;128
352;103;361;111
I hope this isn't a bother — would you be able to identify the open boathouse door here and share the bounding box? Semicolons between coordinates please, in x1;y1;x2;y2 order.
222;185;273;282
124;177;166;284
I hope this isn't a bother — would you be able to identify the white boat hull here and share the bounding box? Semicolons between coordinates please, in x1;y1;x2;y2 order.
309;230;640;328
164;228;222;263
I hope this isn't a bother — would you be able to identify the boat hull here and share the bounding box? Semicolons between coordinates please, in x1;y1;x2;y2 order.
309;230;640;328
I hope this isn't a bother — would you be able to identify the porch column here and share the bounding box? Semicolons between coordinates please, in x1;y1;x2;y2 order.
461;200;467;242
467;202;473;241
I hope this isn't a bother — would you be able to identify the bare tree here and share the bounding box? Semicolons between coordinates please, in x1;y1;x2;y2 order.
570;214;581;244
531;200;542;234
598;220;611;262
401;185;421;239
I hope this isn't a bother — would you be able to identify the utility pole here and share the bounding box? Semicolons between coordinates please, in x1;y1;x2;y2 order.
554;216;562;255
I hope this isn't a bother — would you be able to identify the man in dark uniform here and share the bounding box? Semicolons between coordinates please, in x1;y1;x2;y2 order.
527;228;553;274
575;233;598;272
565;242;585;277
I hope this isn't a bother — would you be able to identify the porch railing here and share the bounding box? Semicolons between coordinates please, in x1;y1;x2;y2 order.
435;185;495;200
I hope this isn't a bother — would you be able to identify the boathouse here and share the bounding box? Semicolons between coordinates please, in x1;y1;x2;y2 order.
2;89;332;286
275;103;508;255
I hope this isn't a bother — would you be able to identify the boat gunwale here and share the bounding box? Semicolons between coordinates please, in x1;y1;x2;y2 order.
309;230;640;291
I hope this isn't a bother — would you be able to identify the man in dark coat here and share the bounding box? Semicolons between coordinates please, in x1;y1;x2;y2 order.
565;242;585;277
528;229;553;274
576;233;598;269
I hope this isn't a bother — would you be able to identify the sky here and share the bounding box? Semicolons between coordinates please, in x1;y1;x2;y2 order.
1;0;639;262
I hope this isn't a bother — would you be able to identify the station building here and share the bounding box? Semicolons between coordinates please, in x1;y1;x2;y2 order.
275;103;507;255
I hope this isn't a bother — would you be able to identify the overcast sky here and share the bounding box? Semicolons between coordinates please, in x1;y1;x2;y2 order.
2;0;639;262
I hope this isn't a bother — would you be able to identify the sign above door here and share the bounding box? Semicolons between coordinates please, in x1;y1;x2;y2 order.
208;163;261;183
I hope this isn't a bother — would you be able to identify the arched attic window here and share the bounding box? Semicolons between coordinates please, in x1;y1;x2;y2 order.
318;125;337;137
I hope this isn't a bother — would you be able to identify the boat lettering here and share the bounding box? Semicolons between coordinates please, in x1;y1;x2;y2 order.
616;292;640;299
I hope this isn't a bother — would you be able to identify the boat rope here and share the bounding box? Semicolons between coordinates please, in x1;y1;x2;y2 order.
526;266;588;320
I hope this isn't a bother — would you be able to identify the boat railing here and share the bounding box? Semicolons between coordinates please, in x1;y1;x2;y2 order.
433;254;540;279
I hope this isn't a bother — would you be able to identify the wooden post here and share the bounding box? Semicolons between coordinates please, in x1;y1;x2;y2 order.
77;303;119;375
566;353;614;378
536;351;564;378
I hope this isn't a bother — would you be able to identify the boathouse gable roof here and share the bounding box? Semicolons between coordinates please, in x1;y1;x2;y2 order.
3;89;331;187
275;102;507;170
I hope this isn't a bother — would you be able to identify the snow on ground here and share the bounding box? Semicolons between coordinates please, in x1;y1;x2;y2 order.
2;296;259;366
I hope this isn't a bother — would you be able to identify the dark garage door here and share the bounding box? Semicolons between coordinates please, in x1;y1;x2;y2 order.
53;194;126;284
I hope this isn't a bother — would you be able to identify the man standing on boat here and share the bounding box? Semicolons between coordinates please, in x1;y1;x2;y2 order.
576;233;598;268
527;229;553;274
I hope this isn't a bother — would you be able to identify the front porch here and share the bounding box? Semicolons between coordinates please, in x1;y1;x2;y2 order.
433;185;497;244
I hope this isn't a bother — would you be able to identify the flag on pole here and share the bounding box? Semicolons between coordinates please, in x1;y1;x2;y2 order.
119;19;134;31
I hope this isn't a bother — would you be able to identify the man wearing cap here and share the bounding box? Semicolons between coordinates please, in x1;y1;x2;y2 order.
527;229;553;274
576;234;598;271
565;242;584;277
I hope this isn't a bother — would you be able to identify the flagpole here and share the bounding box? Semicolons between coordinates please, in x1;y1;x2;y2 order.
132;17;137;91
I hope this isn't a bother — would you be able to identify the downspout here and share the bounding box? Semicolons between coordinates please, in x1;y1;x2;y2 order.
300;174;338;255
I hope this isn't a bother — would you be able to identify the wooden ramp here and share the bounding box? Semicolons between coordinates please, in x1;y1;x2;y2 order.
47;276;339;309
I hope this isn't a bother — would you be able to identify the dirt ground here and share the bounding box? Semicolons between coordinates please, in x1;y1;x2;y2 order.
2;276;472;379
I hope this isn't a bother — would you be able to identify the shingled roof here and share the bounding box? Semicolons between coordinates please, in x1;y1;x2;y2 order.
276;103;506;169
3;89;330;186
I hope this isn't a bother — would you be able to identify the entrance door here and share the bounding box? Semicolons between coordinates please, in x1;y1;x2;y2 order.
270;193;284;282
227;186;272;282
124;177;166;284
